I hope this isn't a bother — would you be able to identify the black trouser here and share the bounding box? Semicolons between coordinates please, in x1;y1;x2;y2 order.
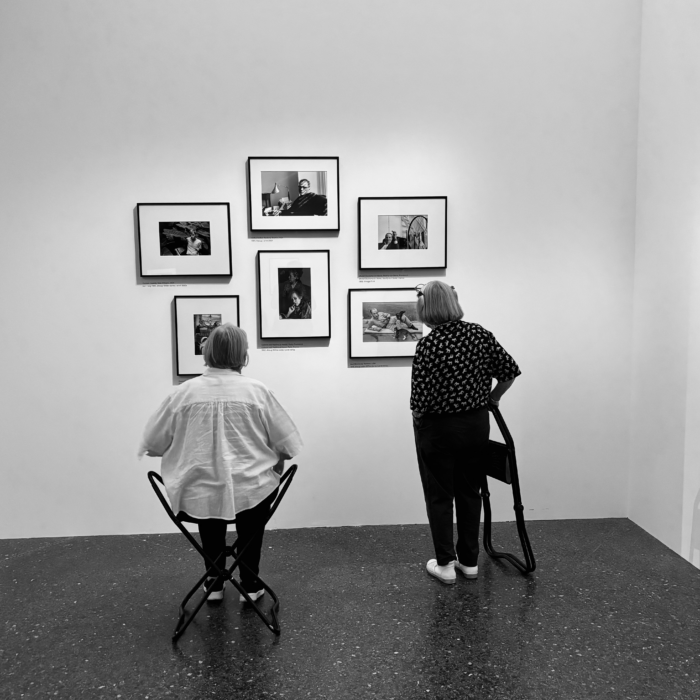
197;488;278;593
413;408;489;567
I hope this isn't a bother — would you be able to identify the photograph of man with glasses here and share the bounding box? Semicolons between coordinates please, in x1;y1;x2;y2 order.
262;172;328;217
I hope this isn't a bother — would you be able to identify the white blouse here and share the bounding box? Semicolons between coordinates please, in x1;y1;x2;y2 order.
139;368;303;519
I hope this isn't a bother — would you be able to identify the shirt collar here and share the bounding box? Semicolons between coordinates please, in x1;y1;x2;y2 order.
203;367;242;376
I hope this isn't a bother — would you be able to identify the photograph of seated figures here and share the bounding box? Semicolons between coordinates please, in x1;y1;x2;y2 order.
377;214;428;250
261;171;328;217
362;301;422;342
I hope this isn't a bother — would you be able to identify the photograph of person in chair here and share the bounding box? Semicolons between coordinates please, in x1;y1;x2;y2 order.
378;231;400;250
273;179;327;217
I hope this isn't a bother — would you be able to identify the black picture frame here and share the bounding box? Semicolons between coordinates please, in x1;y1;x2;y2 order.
257;250;331;340
247;157;340;233
137;202;232;277
174;295;240;376
348;287;426;359
358;196;447;270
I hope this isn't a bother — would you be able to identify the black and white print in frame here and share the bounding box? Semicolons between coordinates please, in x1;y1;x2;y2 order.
247;157;340;233
358;196;447;270
174;295;240;376
348;288;428;359
137;202;232;277
257;250;331;340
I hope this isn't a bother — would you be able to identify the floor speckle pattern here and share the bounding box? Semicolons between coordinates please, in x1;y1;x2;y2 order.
1;519;699;699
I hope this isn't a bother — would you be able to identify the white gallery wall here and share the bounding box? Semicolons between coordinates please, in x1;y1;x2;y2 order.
0;1;641;539
631;1;700;564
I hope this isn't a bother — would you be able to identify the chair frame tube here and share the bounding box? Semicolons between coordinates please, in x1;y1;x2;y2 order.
148;465;298;641
481;406;536;575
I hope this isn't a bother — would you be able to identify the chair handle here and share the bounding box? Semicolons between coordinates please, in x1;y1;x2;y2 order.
488;404;515;452
147;471;172;513
268;464;298;522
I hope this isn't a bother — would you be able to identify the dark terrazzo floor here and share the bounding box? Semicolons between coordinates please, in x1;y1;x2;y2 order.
1;519;699;700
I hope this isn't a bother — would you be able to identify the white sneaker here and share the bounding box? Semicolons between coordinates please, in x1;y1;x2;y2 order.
454;560;478;579
203;578;225;601
426;559;456;584
239;589;265;603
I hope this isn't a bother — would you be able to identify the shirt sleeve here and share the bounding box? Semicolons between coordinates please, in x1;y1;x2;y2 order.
410;338;431;412
260;390;303;459
488;333;522;382
138;394;177;458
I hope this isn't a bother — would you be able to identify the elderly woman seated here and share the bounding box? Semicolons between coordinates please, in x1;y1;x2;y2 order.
139;324;302;602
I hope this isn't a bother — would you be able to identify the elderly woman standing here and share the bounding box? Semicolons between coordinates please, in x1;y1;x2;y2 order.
411;281;520;584
139;324;302;602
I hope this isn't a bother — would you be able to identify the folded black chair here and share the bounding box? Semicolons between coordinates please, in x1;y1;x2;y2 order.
482;406;536;575
147;464;298;641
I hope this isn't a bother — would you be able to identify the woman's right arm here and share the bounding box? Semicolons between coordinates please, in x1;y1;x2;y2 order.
273;453;292;474
487;332;521;406
489;378;515;406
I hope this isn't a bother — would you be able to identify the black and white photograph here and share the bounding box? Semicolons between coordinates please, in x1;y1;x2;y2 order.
261;172;328;217
137;203;231;277
174;296;239;375
193;314;221;355
361;301;423;343
377;215;428;250
7;4;700;700
159;221;211;257
257;250;330;339
278;268;312;320
248;158;340;232
358;197;447;270
349;288;427;358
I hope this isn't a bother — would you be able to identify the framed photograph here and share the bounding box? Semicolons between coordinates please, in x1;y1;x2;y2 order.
348;288;428;359
358;196;447;270
174;295;240;375
247;157;340;233
137;203;232;277
257;250;331;339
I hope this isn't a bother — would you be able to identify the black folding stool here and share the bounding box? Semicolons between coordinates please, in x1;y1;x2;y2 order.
482;406;536;575
147;464;298;641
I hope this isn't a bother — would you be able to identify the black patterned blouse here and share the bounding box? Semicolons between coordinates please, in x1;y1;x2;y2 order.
410;320;521;413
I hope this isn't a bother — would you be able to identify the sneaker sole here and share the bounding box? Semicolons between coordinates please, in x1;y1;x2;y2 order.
426;569;456;585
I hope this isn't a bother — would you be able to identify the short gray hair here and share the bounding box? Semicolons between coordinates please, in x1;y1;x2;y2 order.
203;323;248;370
416;281;463;326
